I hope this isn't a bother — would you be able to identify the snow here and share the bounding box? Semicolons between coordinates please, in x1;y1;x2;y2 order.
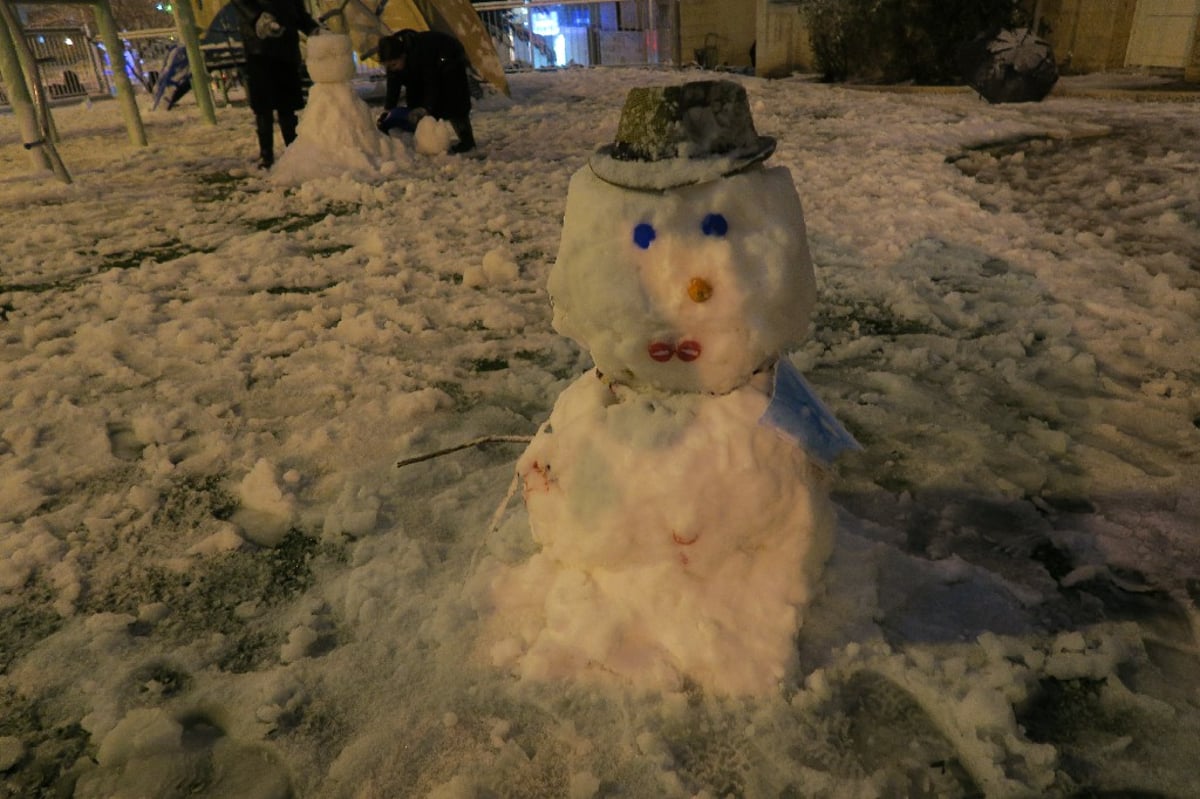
548;164;815;394
1;68;1199;797
272;34;405;185
491;137;835;696
492;369;834;695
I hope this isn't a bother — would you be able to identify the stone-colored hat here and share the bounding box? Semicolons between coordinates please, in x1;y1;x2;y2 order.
589;80;776;191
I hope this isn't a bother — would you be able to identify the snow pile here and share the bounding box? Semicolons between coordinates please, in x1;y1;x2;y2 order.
272;34;406;184
485;85;851;696
413;115;456;155
488;373;835;694
0;67;1197;798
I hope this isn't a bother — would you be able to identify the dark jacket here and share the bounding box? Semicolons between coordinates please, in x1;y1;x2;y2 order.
384;29;472;120
231;0;318;113
231;0;318;64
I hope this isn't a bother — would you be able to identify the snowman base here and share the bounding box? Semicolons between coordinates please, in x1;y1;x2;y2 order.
270;34;406;184
485;369;835;696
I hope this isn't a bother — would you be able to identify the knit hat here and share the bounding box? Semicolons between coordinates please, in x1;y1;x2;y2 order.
589;80;776;191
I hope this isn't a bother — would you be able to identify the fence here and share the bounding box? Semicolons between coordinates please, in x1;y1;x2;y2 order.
472;0;677;70
0;25;219;109
0;26;107;105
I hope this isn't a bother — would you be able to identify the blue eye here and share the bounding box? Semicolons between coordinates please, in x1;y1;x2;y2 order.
701;213;728;237
633;223;656;249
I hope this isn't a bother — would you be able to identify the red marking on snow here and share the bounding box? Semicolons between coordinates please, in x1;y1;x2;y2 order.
648;341;675;362
676;340;702;362
522;460;554;498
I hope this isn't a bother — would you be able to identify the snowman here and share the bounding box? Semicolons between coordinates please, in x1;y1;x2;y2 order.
270;32;406;183
486;81;858;696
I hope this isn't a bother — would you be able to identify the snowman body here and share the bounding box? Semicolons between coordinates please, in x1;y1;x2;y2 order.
489;163;835;696
271;34;406;183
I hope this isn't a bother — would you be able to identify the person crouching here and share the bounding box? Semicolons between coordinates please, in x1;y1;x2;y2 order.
375;29;476;154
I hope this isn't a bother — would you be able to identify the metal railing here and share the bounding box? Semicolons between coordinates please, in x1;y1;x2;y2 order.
0;26;108;105
472;0;674;71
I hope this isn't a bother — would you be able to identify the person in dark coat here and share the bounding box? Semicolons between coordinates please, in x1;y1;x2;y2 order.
231;0;320;168
376;29;476;153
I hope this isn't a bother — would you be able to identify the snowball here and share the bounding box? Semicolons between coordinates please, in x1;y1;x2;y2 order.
414;115;455;155
281;624;320;663
186;522;246;556
482;248;520;283
233;459;295;546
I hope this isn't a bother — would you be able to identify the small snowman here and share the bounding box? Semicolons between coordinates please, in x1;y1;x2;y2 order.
486;81;857;696
271;33;406;183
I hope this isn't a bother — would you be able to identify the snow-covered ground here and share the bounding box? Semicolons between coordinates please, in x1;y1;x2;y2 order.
1;68;1197;798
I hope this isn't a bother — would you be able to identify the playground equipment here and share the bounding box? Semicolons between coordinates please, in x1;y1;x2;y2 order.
0;0;217;182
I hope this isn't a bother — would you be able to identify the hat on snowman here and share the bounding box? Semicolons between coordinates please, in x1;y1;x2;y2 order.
589;80;776;191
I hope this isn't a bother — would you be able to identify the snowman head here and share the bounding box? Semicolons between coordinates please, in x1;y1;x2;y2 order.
305;33;357;84
549;82;816;395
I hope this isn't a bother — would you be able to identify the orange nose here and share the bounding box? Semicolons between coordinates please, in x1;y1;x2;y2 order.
687;277;713;303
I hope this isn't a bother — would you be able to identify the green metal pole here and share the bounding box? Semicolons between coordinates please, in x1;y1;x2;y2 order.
0;5;50;171
172;0;216;124
0;0;70;181
91;0;148;145
0;0;60;143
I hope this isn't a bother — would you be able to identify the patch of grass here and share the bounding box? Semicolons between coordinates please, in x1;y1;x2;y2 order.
947;133;1058;165
469;357;508;373
816;300;935;337
1017;677;1111;744
98;241;215;272
0;699;89;799
514;349;554;367
0;598;63;675
513;348;576;380
131;660;193;698
265;529;322;601
248;202;360;233
305;244;354;258
81;528;344;676
0;279;61;295
432;380;475;412
153;474;238;529
263;281;340;295
194;170;252;204
217;628;281;674
0;241;215;297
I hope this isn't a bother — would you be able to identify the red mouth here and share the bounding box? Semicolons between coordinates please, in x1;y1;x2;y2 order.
647;340;702;363
648;341;675;362
676;340;702;362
